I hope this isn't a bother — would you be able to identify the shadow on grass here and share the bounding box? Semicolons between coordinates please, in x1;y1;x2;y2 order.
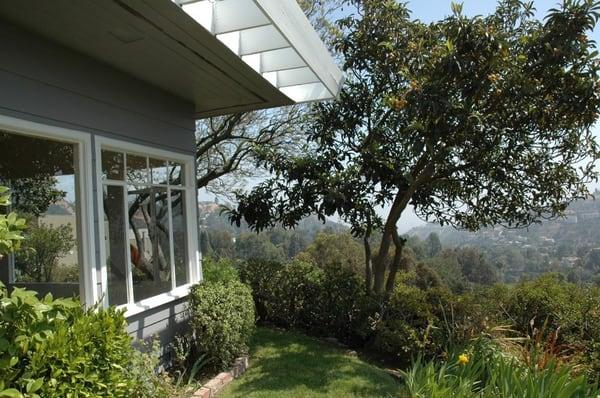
221;328;401;398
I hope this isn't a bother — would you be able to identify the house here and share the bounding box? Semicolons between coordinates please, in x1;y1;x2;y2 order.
0;0;342;347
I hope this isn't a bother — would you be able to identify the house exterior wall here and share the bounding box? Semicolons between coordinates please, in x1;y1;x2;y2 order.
0;20;199;345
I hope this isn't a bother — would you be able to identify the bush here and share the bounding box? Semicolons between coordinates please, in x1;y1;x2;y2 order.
240;259;368;344
189;279;255;370
0;286;167;398
506;274;585;337
202;256;239;284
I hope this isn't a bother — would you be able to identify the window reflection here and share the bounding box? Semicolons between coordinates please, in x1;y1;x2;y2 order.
126;154;148;184
103;185;128;306
101;149;191;306
128;187;172;302
101;150;124;181
150;158;168;185
171;189;189;286
0;130;80;299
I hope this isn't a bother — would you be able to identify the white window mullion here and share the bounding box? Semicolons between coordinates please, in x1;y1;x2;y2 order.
123;154;135;305
167;185;176;290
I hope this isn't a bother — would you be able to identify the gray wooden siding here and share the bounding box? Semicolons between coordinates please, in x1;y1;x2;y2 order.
0;19;195;153
0;20;198;345
127;298;190;348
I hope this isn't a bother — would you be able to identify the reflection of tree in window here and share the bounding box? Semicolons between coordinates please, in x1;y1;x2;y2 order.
128;187;172;301
0;131;80;290
102;150;189;304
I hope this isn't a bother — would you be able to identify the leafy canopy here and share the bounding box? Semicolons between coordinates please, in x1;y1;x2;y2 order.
231;0;600;236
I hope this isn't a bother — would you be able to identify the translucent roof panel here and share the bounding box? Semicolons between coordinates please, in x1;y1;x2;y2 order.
176;0;344;104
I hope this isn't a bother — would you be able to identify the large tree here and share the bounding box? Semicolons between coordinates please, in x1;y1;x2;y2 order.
229;0;600;295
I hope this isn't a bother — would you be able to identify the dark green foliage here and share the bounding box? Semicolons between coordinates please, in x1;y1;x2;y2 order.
189;279;255;370
296;231;365;275
240;258;600;378
412;263;444;291
235;232;286;262
8;176;65;217
202;256;239;285
507;274;585;336
240;260;367;344
0;287;166;398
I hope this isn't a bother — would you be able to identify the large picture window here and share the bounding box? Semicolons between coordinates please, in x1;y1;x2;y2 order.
100;146;194;308
0;129;83;299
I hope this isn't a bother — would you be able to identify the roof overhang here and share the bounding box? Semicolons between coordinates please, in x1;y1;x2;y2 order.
0;0;343;118
176;0;344;104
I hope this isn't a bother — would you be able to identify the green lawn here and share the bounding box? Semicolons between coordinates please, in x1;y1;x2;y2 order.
219;327;401;398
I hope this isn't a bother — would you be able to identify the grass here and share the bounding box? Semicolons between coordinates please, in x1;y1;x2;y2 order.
219;327;402;398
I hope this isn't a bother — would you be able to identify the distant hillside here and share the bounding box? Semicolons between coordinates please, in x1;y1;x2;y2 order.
406;192;600;282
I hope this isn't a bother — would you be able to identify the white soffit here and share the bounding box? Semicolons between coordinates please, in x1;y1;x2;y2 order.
175;0;344;104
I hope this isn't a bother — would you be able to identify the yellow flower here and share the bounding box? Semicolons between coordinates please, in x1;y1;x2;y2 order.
386;96;407;111
458;353;469;365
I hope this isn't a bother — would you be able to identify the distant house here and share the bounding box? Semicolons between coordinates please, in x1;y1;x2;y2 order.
0;0;342;346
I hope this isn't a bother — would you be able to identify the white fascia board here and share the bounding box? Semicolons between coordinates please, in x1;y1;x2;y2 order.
254;0;343;98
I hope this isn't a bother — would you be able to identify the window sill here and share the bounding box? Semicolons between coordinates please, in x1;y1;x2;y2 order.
117;284;195;318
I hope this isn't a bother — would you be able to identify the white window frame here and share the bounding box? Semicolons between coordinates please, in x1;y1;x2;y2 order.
0;114;98;307
95;136;201;317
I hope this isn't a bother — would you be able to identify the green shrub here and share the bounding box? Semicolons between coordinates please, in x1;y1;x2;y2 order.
202;256;239;284
507;274;585;337
240;259;369;344
240;259;320;328
189;280;255;370
0;287;168;398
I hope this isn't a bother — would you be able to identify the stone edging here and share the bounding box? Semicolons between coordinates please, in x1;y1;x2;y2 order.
192;356;248;398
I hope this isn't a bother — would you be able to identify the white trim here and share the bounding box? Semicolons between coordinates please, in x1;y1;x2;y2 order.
0;114;98;308
117;283;194;318
95;135;199;317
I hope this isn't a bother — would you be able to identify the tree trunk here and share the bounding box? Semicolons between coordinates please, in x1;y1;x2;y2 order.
371;163;435;295
385;230;406;294
363;234;372;295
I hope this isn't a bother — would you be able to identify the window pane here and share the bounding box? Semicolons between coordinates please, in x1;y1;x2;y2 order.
101;150;124;180
126;154;148;184
0;130;80;299
128;187;172;302
171;189;189;286
169;161;185;185
150;158;168;185
103;185;128;306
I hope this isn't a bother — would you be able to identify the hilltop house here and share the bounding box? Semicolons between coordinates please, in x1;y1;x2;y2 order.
0;0;342;346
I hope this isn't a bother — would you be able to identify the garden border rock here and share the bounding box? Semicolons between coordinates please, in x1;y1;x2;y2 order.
192;356;249;398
